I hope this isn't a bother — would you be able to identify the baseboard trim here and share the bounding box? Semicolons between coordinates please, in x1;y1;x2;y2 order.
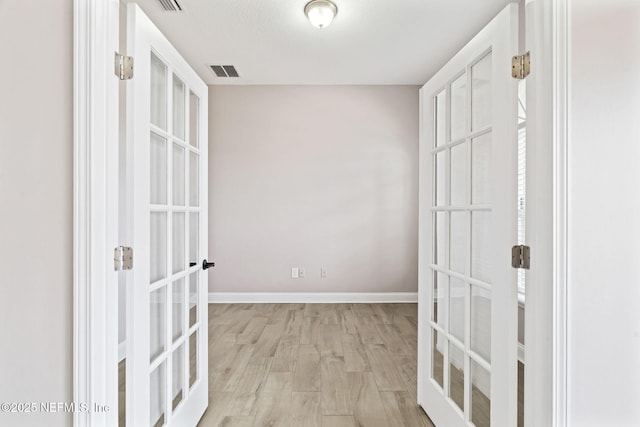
208;292;418;304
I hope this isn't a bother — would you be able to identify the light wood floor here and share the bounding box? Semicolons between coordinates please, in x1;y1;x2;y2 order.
118;303;519;426
197;303;435;427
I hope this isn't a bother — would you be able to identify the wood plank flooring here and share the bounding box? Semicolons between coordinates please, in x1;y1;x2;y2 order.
198;303;434;427
118;303;522;427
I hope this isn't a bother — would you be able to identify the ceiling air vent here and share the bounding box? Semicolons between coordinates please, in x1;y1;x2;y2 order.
157;0;182;12
210;65;240;78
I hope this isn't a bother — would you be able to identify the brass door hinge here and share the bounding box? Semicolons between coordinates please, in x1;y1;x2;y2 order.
512;52;530;80
511;245;530;269
114;246;133;271
115;52;134;80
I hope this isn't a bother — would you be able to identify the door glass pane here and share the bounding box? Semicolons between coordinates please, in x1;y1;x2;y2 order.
189;273;198;328
471;133;491;205
189;331;198;388
518;79;527;125
172;144;185;206
450;73;467;141
189;152;199;207
189;91;199;148
450;212;467;274
436;151;446;206
433;272;446;326
172;279;185;343
172;213;185;274
471;285;491;362
435;90;446;147
432;328;444;389
450;142;468;206
471;211;491;283
471;359;491;427
471;52;492;131
150;212;167;283
173;75;185;140
189;213;199;267
449;342;465;412
151;134;167;205
449;277;466;342
150;53;167;130
434;212;446;266
150;287;166;362
517;80;527;299
172;344;185;411
150;361;166;427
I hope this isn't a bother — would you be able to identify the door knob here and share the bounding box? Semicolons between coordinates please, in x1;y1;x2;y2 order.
202;259;215;270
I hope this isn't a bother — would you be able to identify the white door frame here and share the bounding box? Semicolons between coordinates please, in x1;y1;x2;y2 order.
73;0;120;426
522;0;569;426
551;0;569;425
73;1;570;427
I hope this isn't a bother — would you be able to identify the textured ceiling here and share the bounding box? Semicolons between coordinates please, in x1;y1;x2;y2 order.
123;0;514;85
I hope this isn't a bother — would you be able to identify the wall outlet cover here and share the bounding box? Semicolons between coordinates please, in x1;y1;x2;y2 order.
291;267;299;278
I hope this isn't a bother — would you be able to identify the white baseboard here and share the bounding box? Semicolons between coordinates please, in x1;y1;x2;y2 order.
118;340;126;362
208;292;418;304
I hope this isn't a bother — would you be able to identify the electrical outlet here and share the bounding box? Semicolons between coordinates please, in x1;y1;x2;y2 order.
320;268;327;278
291;267;299;278
299;268;305;278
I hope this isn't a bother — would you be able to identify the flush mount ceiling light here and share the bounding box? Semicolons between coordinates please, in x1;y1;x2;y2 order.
304;0;338;29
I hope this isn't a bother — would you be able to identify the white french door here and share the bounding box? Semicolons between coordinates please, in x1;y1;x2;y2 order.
126;4;209;427
417;4;519;427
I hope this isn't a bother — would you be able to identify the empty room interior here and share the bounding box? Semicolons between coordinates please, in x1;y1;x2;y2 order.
2;1;640;427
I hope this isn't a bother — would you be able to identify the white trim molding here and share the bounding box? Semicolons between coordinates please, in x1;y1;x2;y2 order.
519;0;571;425
73;0;120;426
552;0;569;424
208;292;418;304
523;0;569;426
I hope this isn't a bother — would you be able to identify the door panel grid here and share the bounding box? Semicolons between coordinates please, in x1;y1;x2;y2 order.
418;5;520;427
148;50;203;426
128;5;208;426
428;50;494;425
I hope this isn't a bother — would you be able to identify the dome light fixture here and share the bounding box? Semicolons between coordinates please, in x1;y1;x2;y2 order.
304;0;338;29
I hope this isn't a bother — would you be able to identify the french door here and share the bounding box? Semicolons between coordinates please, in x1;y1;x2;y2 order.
417;4;520;427
126;4;208;427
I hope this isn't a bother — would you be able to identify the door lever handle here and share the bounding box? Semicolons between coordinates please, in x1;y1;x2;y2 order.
202;259;215;270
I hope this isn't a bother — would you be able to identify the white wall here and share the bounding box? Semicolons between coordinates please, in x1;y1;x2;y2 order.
568;1;640;425
0;1;73;426
208;86;419;294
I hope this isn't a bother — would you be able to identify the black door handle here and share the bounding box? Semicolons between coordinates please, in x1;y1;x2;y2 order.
202;259;215;270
